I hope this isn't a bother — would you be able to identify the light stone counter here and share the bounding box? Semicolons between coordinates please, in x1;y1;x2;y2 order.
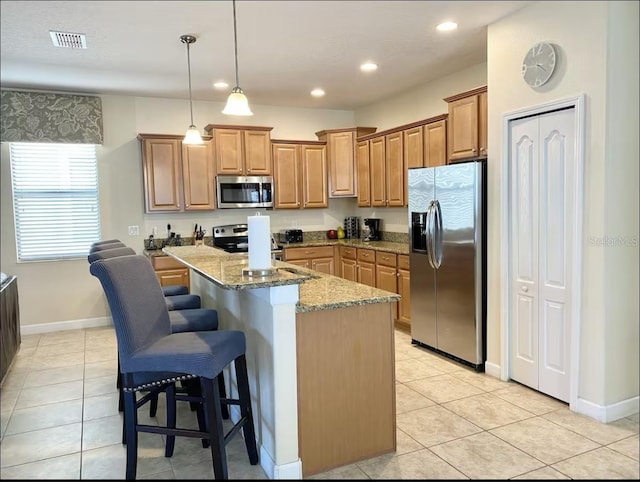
280;239;409;255
162;245;400;312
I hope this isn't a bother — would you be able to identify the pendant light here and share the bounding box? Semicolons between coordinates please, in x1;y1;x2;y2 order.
222;0;253;116
180;34;204;144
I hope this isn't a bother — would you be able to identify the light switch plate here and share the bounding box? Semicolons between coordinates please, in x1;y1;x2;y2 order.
128;225;139;236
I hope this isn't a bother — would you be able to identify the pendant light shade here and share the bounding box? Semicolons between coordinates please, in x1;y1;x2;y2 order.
222;0;253;116
180;34;204;144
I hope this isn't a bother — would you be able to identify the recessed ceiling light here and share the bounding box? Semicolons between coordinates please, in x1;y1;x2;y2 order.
213;81;229;90
436;21;458;32
360;62;378;72
311;88;325;97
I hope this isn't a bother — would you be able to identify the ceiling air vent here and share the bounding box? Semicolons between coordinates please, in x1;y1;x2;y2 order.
49;31;87;49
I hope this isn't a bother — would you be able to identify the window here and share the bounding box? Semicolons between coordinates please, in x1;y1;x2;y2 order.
10;143;101;262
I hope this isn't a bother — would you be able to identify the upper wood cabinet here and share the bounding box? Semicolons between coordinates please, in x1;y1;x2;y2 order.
204;124;273;175
424;119;448;167
315;127;376;198
138;134;215;213
355;140;371;207
363;132;404;207
272;140;327;209
403;115;447;169
444;86;487;162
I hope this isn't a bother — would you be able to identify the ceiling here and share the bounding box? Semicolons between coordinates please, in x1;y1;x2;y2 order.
0;1;530;111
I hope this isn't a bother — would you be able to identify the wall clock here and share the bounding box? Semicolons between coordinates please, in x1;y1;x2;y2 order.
522;42;557;88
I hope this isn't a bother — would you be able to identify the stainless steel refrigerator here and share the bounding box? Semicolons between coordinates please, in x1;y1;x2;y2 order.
407;160;486;371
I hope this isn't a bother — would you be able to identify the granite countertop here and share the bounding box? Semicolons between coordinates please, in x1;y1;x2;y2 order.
279;239;409;255
162;245;313;290
162;245;400;313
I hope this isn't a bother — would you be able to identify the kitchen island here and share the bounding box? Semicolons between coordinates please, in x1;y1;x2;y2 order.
162;245;399;478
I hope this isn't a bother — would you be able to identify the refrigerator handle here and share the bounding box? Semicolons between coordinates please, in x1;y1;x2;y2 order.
425;201;436;269
432;200;443;269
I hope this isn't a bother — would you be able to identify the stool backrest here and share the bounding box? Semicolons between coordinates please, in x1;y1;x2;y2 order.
89;255;172;373
87;246;136;264
90;242;126;254
91;239;122;247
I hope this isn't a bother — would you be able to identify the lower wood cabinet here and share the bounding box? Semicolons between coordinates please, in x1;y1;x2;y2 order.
150;255;190;291
283;246;335;275
357;249;376;287
396;255;411;329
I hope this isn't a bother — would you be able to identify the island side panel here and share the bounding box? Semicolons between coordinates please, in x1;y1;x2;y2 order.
296;302;396;476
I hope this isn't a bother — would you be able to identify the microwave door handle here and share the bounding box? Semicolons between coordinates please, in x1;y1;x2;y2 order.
432;200;443;269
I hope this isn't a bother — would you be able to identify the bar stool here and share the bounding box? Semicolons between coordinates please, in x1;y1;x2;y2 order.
88;247;228;420
90;254;258;479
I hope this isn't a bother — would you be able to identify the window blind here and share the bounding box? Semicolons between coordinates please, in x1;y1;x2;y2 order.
10;143;101;262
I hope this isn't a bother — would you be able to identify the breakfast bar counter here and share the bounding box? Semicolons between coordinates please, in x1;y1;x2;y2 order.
162;245;398;478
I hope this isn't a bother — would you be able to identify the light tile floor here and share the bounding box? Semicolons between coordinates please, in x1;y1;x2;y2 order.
1;326;638;479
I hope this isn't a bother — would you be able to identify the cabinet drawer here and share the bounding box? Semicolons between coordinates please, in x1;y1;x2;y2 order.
357;248;375;262
151;255;186;270
284;246;334;261
340;246;357;260
398;254;410;271
375;251;397;268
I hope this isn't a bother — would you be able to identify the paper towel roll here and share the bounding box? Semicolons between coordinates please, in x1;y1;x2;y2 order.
248;214;272;269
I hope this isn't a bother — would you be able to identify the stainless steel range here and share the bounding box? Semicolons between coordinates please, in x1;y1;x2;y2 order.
212;224;249;253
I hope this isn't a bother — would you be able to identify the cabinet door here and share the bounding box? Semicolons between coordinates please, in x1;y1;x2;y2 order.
273;143;301;209
376;264;398;321
479;91;488;157
424;119;447;168
301;144;328;208
157;268;190;291
448;95;479;161
142;138;182;212
404;126;424;169
328;131;356;197
386;132;404;207
214;129;244;175
341;257;357;281
358;261;376;287
370;137;386;207
182;140;216;210
397;254;411;327
244;130;272;175
356;140;371;207
311;257;334;275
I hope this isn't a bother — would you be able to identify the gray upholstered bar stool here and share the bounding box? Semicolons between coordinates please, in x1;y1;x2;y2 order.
89;254;258;480
88;247;229;423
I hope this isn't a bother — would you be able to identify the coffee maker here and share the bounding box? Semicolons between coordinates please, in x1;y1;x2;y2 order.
362;218;382;241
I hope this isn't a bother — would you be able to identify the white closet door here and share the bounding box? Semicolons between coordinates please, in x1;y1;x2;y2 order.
510;116;540;390
509;108;574;403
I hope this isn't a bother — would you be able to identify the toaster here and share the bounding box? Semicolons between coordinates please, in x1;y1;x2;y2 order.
279;229;303;244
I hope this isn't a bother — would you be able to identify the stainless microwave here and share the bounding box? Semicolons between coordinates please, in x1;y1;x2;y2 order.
216;175;273;209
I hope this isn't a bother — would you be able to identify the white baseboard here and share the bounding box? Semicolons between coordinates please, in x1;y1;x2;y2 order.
575;394;640;423
259;445;302;480
20;316;112;335
484;360;502;379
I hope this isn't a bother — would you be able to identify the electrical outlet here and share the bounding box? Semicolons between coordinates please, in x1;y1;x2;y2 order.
128;225;139;236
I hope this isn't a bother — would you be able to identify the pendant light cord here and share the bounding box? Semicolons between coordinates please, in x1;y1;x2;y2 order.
232;0;240;88
186;40;195;126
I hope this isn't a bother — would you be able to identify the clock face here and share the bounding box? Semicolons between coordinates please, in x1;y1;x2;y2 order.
522;42;557;87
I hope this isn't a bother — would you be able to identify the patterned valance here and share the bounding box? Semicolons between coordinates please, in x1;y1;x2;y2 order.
0;90;103;144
